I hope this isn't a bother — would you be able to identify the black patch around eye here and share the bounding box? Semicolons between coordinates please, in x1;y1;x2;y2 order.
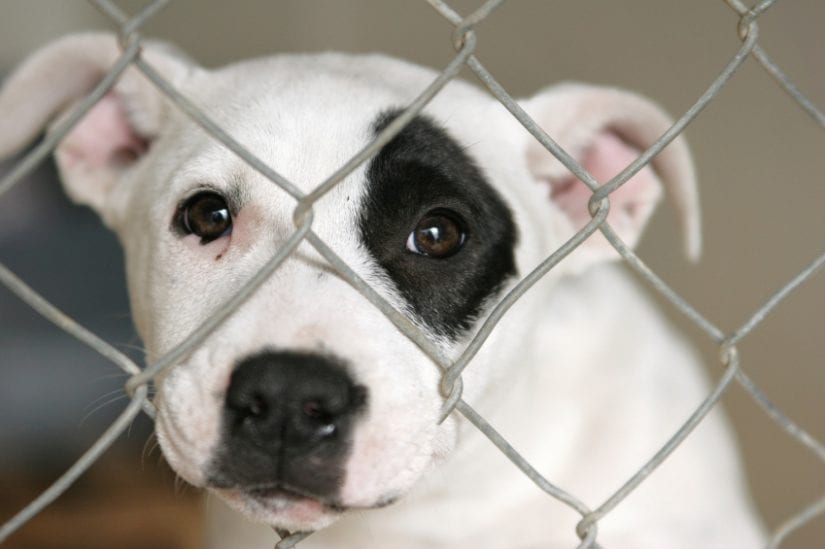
358;110;518;339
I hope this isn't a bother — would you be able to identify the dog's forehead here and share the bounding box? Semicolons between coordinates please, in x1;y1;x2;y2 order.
178;53;493;187
211;51;484;115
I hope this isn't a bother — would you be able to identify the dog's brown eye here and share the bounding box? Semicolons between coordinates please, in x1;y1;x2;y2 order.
406;210;467;258
180;192;232;244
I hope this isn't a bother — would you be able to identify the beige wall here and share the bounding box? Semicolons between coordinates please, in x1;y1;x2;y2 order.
2;1;823;547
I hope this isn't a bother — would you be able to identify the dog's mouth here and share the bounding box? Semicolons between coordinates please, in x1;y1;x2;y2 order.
210;480;399;532
211;483;342;531
245;483;344;512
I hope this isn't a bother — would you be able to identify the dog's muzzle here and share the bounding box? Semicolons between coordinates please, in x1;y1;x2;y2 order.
207;350;368;503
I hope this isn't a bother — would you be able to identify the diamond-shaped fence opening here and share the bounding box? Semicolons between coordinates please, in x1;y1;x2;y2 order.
0;1;823;548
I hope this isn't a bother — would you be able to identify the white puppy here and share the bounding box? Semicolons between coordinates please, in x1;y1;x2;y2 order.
0;34;764;548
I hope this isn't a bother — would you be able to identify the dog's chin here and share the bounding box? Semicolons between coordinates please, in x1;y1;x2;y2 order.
214;486;347;533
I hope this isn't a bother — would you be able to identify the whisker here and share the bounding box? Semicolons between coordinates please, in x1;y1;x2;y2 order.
80;393;129;424
83;387;127;411
84;370;130;384
142;432;160;467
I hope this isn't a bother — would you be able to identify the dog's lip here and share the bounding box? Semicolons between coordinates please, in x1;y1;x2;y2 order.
211;484;342;532
249;484;337;508
212;481;346;513
212;481;397;513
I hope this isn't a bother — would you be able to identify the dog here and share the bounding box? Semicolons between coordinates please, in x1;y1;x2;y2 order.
0;33;765;548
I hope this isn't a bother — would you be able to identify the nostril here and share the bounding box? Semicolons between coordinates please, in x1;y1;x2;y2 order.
226;392;273;435
248;394;268;418
301;399;338;438
302;399;324;419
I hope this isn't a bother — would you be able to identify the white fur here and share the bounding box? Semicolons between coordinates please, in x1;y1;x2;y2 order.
0;33;764;547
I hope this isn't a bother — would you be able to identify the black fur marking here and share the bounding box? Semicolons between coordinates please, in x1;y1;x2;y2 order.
359;110;518;339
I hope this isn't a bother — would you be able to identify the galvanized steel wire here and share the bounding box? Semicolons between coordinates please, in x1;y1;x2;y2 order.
0;0;823;547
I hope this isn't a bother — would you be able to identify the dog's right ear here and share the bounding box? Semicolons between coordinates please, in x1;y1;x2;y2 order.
0;33;192;224
518;83;700;273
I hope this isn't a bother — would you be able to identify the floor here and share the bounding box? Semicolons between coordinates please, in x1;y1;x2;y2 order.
2;452;204;549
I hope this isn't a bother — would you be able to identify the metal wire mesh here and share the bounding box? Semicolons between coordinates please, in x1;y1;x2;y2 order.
0;0;823;547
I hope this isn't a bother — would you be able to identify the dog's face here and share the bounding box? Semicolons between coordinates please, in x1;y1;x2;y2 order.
123;54;524;530
0;34;697;532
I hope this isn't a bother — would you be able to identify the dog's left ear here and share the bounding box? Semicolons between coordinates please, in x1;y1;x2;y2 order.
0;33;192;227
520;83;700;271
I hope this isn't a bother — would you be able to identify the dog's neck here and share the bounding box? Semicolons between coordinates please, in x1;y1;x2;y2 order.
412;264;663;509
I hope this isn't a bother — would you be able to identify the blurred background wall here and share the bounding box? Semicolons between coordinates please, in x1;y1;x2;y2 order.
1;1;822;547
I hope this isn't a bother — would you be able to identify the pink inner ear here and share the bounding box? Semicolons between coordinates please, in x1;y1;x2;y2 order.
59;93;147;171
551;131;661;237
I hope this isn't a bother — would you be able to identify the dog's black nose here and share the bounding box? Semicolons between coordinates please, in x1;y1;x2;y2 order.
210;350;367;499
225;351;366;443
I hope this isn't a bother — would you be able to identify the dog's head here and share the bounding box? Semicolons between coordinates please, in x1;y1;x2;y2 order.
0;33;698;532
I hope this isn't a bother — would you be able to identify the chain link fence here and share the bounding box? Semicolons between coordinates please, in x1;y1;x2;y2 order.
0;0;823;547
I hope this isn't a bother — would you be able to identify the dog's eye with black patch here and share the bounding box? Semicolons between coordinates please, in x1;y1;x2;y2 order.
179;192;232;244
406;210;467;258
